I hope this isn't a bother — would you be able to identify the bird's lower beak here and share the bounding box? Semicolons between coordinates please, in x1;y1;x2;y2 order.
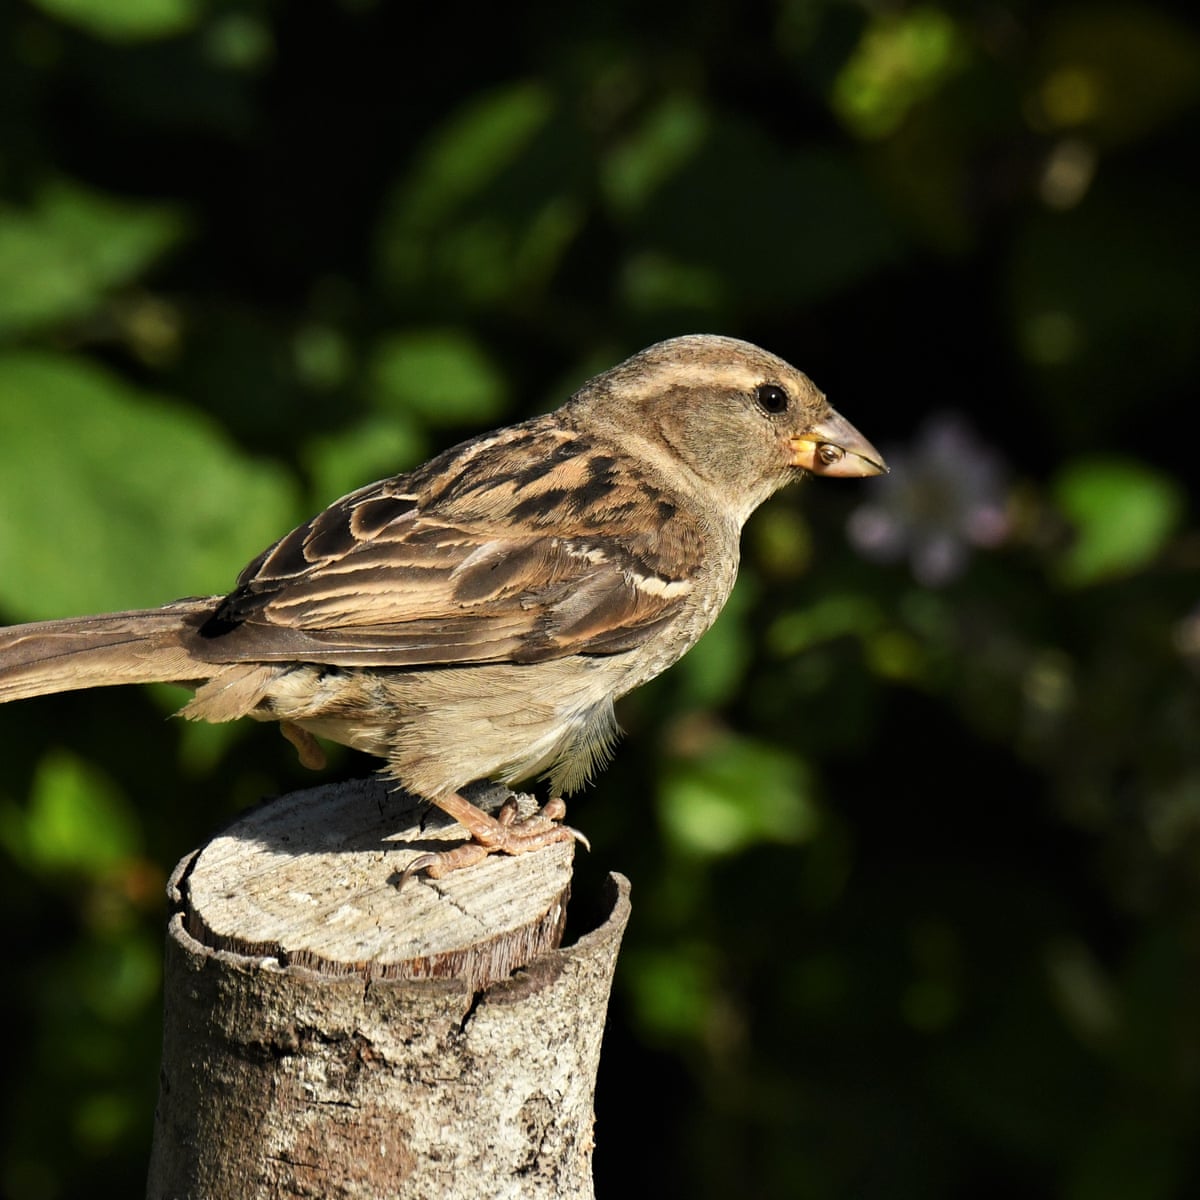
790;410;888;478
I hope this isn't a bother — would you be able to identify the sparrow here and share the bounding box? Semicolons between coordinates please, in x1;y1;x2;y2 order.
0;335;886;878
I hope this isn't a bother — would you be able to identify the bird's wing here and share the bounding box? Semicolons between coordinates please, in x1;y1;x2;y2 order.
187;418;707;667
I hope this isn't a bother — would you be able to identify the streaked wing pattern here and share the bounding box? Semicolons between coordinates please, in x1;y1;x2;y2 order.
186;417;702;668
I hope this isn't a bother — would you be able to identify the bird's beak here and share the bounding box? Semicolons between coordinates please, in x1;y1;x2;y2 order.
790;410;888;478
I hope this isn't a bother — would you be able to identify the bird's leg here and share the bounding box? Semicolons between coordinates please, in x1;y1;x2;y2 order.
396;791;587;886
280;721;327;770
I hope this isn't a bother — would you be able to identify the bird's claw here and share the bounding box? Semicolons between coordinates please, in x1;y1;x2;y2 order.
393;793;586;889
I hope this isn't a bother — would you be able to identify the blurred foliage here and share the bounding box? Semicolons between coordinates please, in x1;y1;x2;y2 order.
1053;458;1185;587
0;1;1198;1197
0;353;298;616
0;180;185;338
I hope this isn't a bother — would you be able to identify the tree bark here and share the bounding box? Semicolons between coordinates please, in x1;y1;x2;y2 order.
146;777;630;1200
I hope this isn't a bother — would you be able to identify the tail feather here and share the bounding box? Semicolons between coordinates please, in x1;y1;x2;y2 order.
0;598;219;704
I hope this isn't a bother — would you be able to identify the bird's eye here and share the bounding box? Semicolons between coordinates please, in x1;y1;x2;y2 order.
755;383;789;414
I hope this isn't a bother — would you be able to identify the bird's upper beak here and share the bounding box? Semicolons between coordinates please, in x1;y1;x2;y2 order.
790;409;888;478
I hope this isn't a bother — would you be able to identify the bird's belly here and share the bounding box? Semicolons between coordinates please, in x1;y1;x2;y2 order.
277;656;626;800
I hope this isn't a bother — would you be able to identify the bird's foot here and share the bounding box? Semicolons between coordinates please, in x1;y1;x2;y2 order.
396;792;588;887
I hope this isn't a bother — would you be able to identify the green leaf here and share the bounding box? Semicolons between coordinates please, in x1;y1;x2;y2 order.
0;180;186;338
77;934;163;1022
74;1089;141;1152
1053;457;1184;585
602;93;710;216
767;593;885;656
623;945;717;1041
203;11;274;72
303;414;428;508
26;0;202;42
832;6;968;139
620;252;726;316
658;735;819;858
376;83;585;305
391;82;554;229
367;329;508;426
8;752;140;874
0;352;300;618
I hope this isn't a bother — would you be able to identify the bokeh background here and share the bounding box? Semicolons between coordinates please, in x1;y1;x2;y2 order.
1;1;1198;1196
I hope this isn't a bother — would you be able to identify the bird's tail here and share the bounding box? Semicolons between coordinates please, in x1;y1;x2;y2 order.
0;599;218;704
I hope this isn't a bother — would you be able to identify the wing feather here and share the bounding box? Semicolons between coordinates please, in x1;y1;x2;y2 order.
186;418;705;668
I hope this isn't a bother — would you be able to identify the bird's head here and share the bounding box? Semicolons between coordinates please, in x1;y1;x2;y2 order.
570;334;887;523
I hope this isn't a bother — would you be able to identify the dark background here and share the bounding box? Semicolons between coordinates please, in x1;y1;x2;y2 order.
1;2;1198;1197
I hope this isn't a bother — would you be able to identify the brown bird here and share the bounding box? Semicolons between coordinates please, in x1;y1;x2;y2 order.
0;335;885;877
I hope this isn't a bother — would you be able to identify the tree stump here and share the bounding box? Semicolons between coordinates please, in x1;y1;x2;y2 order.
146;777;631;1200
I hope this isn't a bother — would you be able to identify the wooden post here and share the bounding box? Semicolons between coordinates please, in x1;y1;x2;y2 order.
146;778;630;1200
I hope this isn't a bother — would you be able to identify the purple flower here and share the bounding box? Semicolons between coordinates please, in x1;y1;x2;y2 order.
847;413;1010;586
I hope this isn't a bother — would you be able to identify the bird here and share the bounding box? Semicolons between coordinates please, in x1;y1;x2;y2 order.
0;335;886;879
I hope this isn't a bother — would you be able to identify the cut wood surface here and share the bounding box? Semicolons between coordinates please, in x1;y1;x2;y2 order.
147;777;630;1200
179;777;576;991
